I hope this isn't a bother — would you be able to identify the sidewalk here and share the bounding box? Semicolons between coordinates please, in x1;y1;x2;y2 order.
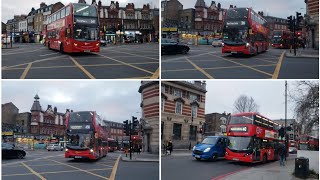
221;156;318;180
121;152;159;162
161;149;192;157
285;48;319;58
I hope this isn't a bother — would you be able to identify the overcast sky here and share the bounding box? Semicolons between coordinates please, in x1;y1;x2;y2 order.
204;80;315;120
1;0;159;23
181;0;306;19
2;81;142;123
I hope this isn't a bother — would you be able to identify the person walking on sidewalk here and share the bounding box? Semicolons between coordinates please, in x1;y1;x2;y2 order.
167;140;173;155
278;143;286;166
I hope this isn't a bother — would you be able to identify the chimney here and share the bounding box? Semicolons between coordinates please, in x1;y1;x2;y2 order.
234;6;237;8
47;105;52;110
40;2;47;8
217;3;221;9
116;1;119;8
230;5;233;8
211;1;216;7
54;107;57;113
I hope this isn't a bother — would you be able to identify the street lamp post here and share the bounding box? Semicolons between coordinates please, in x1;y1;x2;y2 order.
189;116;194;150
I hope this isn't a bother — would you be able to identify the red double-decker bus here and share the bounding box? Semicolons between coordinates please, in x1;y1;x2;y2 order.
222;8;269;55
298;135;319;151
225;112;281;163
65;111;108;160
271;30;292;49
107;138;117;152
46;3;100;53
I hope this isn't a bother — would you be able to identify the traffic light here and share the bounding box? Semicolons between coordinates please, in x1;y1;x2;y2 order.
286;126;293;131
133;136;136;141
296;12;303;30
132;116;139;131
287;16;293;32
123;120;129;136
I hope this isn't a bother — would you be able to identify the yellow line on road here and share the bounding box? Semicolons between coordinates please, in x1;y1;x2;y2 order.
20;63;32;79
46;159;109;179
2;55;67;70
151;68;159;79
185;57;214;79
107;49;159;60
2;49;41;56
21;162;46;180
162;64;277;72
210;54;273;77
116;76;151;79
68;56;95;79
109;155;120;180
96;53;154;75
2;173;33;176
272;50;286;79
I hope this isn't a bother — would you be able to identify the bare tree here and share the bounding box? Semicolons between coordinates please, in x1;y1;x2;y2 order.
290;81;319;135
233;95;259;113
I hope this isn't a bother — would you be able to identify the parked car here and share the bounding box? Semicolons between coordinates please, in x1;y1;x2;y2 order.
2;143;26;159
192;136;229;161
161;38;190;55
289;147;297;154
212;38;223;47
47;144;63;151
100;39;107;46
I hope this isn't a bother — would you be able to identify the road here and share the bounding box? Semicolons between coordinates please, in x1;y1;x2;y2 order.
2;43;159;79
161;45;318;79
2;150;158;180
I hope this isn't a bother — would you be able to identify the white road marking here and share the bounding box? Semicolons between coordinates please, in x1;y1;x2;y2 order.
39;52;59;56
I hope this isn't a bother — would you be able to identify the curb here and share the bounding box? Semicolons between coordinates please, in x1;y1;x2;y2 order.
285;52;319;58
121;156;159;162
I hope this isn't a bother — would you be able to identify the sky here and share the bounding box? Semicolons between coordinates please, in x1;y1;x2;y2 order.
182;0;306;19
2;81;142;122
204;80;315;120
1;0;159;23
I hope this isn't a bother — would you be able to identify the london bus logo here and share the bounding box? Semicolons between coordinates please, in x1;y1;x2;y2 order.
230;126;248;132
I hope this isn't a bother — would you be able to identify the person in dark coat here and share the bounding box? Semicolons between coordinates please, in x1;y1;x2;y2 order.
278;143;286;166
167;140;173;155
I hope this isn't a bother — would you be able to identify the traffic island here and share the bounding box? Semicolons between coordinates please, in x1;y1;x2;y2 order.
285;49;319;58
121;153;159;162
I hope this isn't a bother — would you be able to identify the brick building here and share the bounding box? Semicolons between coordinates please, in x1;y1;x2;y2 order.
97;1;158;43
15;112;32;134
304;0;319;49
161;81;206;149
264;15;288;38
205;112;230;136
30;94;66;141
104;120;124;143
139;81;159;153
194;0;224;36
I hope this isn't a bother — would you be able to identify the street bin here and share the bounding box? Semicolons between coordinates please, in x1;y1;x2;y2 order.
295;157;309;179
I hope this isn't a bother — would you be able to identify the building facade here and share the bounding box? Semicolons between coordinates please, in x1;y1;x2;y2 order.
305;0;319;49
104;120;124;142
139;81;159;153
205;112;230;136
15;112;31;134
161;81;206;149
194;0;224;36
97;1;158;43
30;94;66;141
264;16;288;38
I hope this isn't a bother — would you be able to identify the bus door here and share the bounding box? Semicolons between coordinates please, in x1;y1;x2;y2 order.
253;137;261;161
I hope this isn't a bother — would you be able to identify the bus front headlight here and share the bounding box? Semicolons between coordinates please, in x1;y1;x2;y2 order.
74;43;78;46
246;43;250;48
90;149;94;153
96;43;99;46
221;42;224;47
204;147;211;152
65;148;68;152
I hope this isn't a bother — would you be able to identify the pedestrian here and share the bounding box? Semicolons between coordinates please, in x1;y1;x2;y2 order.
163;142;167;155
278;143;286;166
167;140;173;155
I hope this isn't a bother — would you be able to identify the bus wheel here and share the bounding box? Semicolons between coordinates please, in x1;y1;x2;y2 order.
263;154;267;163
60;44;64;54
48;42;51;50
255;46;258;55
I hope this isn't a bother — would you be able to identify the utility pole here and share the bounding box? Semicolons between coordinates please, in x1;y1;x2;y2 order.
129;120;132;160
293;16;296;56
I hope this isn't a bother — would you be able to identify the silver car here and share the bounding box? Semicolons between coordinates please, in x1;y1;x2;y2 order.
47;144;63;151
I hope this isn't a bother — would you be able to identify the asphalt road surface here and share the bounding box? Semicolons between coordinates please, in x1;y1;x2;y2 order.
2;150;158;180
2;43;159;79
161;45;318;79
161;154;284;180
